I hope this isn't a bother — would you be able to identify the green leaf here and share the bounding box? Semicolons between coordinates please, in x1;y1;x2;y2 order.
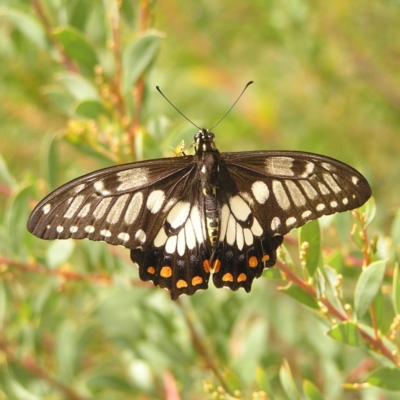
0;6;47;48
42;133;59;190
280;283;319;309
365;367;400;391
223;368;242;392
0;152;16;188
363;197;376;227
0;280;6;330
393;263;400;315
121;0;136;27
42;84;75;115
279;359;302;400
299;219;321;276
303;379;324;400
255;367;275;399
75;99;111;119
354;260;386;319
7;186;32;255
46;240;75;268
53;25;99;73
122;32;162;93
326;321;364;346
56;320;78;382
391;209;400;263
57;72;99;101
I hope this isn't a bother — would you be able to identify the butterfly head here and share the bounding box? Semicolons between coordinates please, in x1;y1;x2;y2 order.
194;129;217;153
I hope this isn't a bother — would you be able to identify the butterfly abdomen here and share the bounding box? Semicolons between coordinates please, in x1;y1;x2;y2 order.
199;151;220;248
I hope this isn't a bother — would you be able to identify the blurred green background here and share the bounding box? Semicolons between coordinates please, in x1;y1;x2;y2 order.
0;0;399;399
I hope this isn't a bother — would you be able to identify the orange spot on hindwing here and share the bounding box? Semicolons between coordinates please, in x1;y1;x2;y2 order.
203;260;211;273
222;273;233;282
237;273;247;282
176;279;188;288
248;256;258;268
147;266;155;274
262;254;270;262
160;266;172;278
192;276;203;286
212;259;221;273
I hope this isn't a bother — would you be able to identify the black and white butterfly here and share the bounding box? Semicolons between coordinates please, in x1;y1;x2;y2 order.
27;126;371;299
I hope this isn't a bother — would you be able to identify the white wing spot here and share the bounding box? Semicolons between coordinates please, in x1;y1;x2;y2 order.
321;162;335;171
146;190;165;214
177;229;186;256
230;195;251;221
330;201;338;208
352;176;359;185
323;173;341;193
236;223;244;251
135;229;146;243
251;217;263;236
56;226;64;233
299;180;318;199
271;216;281;231
118;232;130;242
185;220;196;250
64;195;85;219
226;214;236;246
94;181;110;195
190;206;205;244
85;225;95;233
265;157;295;176
286;217;297;226
167;201;191;229
78;203;91;218
300;162;315;177
165;235;177;254
93;198;112;219
100;229;112;237
316;203;326;211
285;180;306;207
272;180;290;210
318;182;330;195
117;168;149;191
125;192;143;224
302;210;312;219
74;184;85;193
107;193;129;224
243;228;253;245
251;181;270;204
219;204;230;241
154;227;168;247
70;226;78;233
42;204;51;214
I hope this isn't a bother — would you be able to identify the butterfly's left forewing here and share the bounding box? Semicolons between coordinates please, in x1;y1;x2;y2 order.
27;156;211;298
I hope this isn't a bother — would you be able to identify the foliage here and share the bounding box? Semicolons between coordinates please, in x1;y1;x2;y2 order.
1;1;400;399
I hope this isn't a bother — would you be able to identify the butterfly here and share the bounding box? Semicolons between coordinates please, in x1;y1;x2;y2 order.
27;84;372;300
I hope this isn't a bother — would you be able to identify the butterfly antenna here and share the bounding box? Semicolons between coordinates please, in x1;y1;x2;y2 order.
208;80;254;130
156;86;201;130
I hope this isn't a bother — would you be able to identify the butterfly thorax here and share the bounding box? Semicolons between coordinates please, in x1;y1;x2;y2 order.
195;129;220;248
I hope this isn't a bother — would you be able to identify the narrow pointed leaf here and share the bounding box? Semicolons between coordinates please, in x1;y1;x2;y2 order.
365;367;400;391
354;260;386;318
299;219;321;276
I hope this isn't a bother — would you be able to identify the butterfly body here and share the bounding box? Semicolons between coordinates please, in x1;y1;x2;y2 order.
28;128;371;299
